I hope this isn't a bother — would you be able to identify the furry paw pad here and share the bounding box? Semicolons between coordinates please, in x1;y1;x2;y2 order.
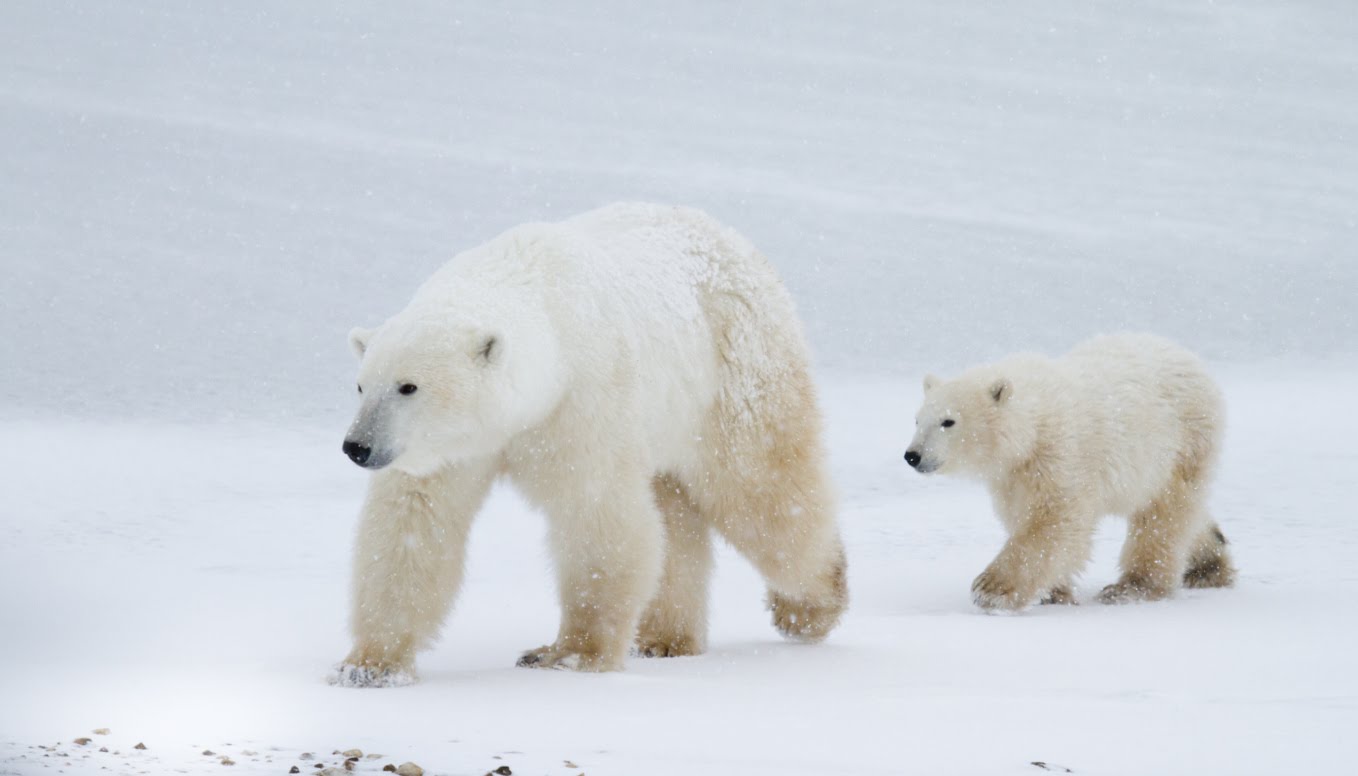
1096;578;1171;605
516;645;605;671
1039;586;1077;605
329;663;416;688
971;569;1031;611
632;638;701;658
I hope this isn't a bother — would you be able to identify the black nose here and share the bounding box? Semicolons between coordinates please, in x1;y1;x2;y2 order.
904;450;922;468
343;440;371;466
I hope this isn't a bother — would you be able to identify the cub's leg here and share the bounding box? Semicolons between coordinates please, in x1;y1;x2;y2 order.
973;505;1096;612
332;458;498;687
635;475;713;657
1099;474;1208;603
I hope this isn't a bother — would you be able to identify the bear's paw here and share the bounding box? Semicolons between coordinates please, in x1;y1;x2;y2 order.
329;662;417;688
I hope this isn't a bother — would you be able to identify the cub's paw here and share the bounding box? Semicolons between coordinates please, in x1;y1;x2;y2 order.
515;644;614;672
1096;577;1172;605
971;567;1035;612
329;662;416;688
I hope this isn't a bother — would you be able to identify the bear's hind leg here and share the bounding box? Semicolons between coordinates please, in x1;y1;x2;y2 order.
635;475;713;658
702;466;848;643
333;459;497;687
1099;474;1206;604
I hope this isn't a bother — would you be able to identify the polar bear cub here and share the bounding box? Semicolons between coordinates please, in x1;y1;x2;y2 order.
904;333;1235;610
332;203;847;686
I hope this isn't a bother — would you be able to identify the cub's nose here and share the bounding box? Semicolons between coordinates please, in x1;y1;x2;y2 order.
342;440;371;466
904;450;922;468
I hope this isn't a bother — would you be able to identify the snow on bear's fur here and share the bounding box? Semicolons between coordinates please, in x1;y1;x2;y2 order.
905;334;1236;611
332;203;847;686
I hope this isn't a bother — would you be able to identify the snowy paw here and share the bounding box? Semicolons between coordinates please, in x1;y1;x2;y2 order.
1095;577;1171;605
971;568;1034;611
768;590;845;643
516;644;610;672
1039;586;1077;605
329;662;416;688
633;636;702;658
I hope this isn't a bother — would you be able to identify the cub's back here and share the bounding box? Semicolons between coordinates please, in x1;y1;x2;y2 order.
1063;334;1222;510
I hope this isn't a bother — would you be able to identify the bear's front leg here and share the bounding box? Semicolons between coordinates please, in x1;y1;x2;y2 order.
972;511;1094;612
331;458;497;687
517;480;664;672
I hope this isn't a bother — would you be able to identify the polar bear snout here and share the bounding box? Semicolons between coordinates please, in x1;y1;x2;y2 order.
343;439;394;470
342;439;371;466
904;447;940;473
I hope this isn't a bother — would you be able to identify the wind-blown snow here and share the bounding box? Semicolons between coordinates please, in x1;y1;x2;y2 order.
1;1;1356;775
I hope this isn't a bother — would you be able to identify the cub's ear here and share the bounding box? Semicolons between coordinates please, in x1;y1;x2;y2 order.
476;333;499;364
348;327;372;360
922;373;940;393
989;377;1011;404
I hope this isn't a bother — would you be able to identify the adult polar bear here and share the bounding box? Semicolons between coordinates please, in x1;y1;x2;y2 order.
333;203;847;686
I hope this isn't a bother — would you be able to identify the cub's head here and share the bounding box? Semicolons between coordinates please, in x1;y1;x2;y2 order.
904;368;1029;478
342;296;564;476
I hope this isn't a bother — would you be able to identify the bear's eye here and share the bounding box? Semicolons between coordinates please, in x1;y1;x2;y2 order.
398;383;418;396
941;419;955;428
357;384;363;394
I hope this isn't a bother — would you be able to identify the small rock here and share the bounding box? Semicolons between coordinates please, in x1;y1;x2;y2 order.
243;750;258;757
204;751;216;757
342;749;363;758
134;743;147;750
383;766;396;773
290;769;300;774
564;761;578;769
491;767;512;776
221;758;236;766
300;753;314;761
93;729;111;736
366;754;383;760
395;763;424;776
74;738;92;746
99;748;109;753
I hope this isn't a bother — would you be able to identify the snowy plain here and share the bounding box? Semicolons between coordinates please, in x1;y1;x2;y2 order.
2;1;1357;775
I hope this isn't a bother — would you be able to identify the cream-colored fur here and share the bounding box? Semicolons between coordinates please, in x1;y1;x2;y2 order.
332;203;846;686
905;334;1235;612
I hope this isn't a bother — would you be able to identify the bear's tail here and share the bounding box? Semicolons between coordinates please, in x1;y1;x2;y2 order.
1183;523;1236;589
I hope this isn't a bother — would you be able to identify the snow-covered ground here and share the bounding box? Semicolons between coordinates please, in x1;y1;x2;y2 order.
3;1;1356;775
2;373;1357;776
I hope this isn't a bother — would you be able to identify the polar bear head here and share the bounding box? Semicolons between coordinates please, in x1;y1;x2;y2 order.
343;280;565;477
904;367;1036;478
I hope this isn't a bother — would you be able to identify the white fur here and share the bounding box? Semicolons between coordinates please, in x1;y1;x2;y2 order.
333;203;847;683
906;334;1235;610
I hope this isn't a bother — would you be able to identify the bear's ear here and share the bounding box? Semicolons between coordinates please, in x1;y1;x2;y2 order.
989;377;1011;404
348;327;372;360
476;334;499;364
922;373;940;393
